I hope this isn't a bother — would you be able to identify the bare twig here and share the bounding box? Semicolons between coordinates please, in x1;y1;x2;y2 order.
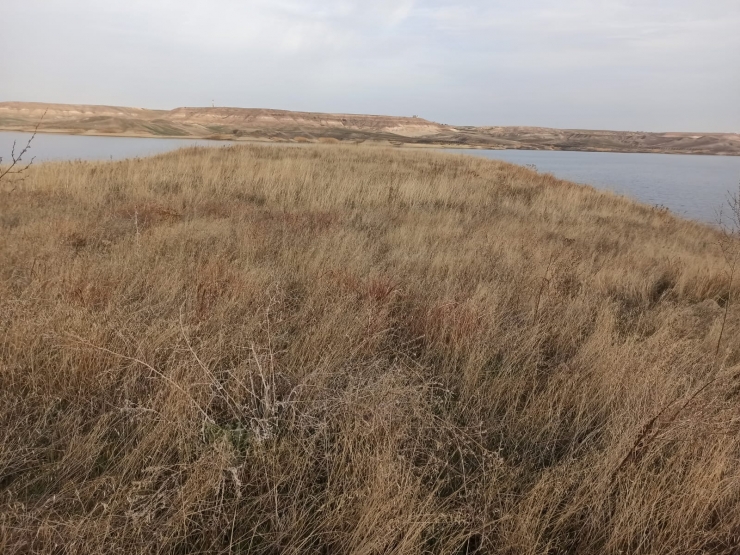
0;109;47;183
66;333;214;424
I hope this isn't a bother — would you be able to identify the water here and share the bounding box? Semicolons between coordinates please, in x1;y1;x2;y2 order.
445;148;740;224
0;131;234;163
2;131;738;224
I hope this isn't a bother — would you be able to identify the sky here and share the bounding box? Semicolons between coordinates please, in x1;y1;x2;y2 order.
1;0;739;132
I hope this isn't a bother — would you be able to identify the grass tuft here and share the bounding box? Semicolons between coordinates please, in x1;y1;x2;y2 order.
1;144;739;554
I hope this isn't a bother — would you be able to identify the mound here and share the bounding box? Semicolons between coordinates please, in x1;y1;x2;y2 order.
1;145;738;554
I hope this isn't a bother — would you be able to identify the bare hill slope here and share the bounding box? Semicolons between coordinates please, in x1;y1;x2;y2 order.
1;101;738;155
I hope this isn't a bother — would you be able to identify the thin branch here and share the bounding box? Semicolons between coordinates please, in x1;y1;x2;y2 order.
66;333;214;425
0;109;47;182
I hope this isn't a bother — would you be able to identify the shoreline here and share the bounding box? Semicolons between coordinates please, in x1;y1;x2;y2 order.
1;126;738;157
2;100;738;156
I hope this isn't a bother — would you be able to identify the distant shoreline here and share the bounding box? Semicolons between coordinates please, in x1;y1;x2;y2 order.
1;101;739;156
2;128;738;157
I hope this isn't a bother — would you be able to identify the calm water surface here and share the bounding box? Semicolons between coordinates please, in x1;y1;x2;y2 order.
445;148;740;224
0;131;234;162
2;131;738;224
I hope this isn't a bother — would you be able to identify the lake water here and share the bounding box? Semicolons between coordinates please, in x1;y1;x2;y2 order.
445;148;740;224
0;131;234;163
1;131;738;224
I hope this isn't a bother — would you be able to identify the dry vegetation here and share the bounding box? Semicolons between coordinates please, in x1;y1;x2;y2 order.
1;144;740;554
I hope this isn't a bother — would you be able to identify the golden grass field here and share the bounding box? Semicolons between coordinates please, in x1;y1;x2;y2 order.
1;144;740;554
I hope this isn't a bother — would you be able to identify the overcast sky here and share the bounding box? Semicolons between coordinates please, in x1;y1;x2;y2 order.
1;1;738;132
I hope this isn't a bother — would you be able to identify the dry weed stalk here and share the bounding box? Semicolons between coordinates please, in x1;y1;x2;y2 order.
612;182;740;482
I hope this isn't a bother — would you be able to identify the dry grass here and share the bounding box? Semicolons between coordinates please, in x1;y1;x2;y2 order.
1;144;740;554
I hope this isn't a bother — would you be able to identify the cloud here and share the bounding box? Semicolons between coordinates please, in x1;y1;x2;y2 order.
1;0;738;131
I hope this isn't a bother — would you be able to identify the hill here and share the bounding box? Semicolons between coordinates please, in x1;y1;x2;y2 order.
1;101;739;155
0;101;450;143
1;144;739;553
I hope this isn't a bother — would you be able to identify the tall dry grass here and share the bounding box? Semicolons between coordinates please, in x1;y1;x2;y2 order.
1;144;739;554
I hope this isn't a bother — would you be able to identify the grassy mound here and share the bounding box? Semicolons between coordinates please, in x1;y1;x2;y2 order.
1;145;739;554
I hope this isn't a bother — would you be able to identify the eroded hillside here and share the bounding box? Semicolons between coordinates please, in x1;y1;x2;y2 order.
1;101;738;154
